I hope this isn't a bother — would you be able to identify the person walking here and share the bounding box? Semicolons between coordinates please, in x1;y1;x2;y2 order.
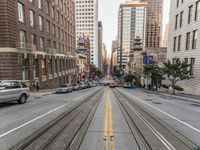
36;82;39;91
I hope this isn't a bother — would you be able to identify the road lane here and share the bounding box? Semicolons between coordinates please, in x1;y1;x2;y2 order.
80;87;139;150
0;87;101;150
118;88;200;146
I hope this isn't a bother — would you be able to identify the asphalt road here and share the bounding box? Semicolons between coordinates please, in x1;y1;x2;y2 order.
0;86;200;150
0;87;101;150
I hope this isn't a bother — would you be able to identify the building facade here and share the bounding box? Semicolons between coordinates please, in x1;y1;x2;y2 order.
75;0;98;67
143;0;163;48
76;36;90;82
161;23;169;47
167;0;200;95
98;21;103;70
0;0;76;89
117;0;147;68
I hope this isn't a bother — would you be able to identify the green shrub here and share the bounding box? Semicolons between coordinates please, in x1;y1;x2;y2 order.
161;84;169;89
175;86;184;91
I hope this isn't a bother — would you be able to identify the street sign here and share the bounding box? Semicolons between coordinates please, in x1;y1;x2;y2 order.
144;55;154;64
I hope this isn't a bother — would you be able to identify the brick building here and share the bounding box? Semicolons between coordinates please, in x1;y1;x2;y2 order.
0;0;76;89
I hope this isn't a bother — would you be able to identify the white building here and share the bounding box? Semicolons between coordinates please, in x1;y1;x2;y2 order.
167;0;200;95
75;0;98;67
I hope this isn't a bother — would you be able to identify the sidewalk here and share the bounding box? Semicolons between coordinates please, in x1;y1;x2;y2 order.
30;89;56;97
143;89;200;104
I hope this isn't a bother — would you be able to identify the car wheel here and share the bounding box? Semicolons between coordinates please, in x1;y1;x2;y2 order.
18;94;27;104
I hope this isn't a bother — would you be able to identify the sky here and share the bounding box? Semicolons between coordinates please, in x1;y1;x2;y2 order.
99;0;171;57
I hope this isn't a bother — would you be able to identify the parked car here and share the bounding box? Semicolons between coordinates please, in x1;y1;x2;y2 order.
0;80;30;104
56;84;73;93
123;82;132;88
80;83;86;89
72;84;80;91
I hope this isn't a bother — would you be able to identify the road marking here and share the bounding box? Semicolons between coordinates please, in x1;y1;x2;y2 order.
103;94;109;150
103;90;115;150
119;89;200;133
108;95;115;150
0;89;98;138
126;101;176;150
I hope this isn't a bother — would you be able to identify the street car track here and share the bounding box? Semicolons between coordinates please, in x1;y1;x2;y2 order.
11;89;103;150
113;89;200;150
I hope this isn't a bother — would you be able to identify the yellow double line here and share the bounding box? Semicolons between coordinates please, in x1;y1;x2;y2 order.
103;92;115;150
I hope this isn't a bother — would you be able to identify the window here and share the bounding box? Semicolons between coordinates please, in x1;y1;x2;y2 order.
188;5;193;24
39;16;44;31
178;35;182;51
49;59;53;74
11;82;21;89
55;10;59;22
20;82;28;88
22;58;29;80
186;32;190;50
51;6;55;18
175;14;178;29
46;20;50;34
185;58;188;64
190;58;195;76
30;34;36;50
173;37;177;52
192;30;198;49
52;24;55;35
41;59;47;76
30;10;35;27
33;59;39;78
0;82;11;89
18;2;24;23
19;30;26;48
38;0;42;9
195;0;200;20
40;37;44;51
45;0;49;14
177;0;179;7
180;11;183;27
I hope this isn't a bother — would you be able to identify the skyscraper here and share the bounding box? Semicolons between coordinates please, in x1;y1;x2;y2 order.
75;0;99;67
98;21;103;70
117;0;147;68
144;0;163;48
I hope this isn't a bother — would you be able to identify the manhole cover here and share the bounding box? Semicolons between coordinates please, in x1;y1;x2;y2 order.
191;103;200;107
145;99;153;101
152;102;162;105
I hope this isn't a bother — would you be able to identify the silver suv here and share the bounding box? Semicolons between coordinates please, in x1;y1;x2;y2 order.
0;80;30;104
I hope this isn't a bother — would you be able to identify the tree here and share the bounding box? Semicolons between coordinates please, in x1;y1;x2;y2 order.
90;67;102;78
124;74;137;83
144;62;162;90
163;59;190;95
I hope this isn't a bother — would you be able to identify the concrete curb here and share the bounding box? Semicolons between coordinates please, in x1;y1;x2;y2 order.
143;90;200;104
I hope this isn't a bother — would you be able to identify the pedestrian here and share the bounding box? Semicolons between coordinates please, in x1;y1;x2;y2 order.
148;84;151;90
36;82;39;91
32;83;36;91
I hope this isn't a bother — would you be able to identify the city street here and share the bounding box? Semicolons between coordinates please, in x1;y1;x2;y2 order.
0;87;200;150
